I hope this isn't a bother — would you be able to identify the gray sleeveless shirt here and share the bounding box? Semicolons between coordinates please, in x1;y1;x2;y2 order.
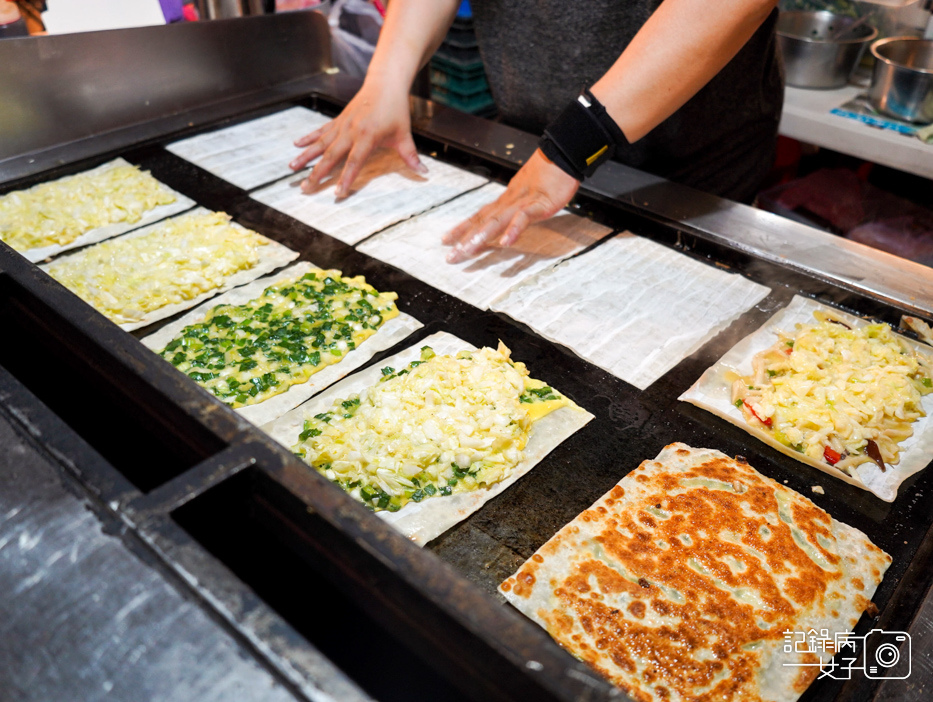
470;1;783;202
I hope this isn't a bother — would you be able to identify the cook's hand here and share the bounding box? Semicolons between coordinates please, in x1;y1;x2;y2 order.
443;150;580;263
290;82;427;198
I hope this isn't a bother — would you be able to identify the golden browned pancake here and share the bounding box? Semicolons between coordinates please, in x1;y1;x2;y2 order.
500;444;891;702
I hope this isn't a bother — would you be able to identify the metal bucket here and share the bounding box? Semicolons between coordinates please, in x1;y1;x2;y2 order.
869;37;933;124
777;11;877;89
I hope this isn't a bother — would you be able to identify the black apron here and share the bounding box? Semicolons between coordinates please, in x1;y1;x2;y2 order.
470;1;784;203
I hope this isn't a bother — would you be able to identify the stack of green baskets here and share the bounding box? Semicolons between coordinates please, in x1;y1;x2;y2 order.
429;1;496;116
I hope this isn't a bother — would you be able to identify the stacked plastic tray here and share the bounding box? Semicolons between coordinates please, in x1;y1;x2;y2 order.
429;1;496;117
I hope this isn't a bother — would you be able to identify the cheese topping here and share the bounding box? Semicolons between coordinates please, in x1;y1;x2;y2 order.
160;269;399;407
0;163;176;252
47;211;269;324
292;343;570;512
733;311;933;473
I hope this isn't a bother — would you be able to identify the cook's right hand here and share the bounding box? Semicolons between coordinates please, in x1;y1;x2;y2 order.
290;82;427;199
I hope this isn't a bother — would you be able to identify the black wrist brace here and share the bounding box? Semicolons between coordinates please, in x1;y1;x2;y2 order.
539;88;628;181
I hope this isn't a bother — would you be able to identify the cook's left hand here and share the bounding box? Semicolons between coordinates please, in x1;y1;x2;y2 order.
442;149;580;263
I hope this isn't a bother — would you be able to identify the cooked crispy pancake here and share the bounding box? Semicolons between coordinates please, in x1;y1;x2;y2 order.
500;444;891;702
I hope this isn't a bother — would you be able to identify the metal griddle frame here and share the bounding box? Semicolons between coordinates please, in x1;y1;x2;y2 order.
2;13;933;702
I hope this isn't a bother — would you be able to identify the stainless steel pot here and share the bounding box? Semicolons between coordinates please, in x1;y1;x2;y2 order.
197;0;272;19
869;37;933;124
777;11;877;89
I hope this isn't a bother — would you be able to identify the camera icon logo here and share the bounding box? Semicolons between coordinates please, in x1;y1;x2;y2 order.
782;627;912;680
862;629;911;679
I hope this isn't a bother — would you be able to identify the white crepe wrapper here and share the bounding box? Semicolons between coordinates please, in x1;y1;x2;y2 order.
264;331;594;545
142;261;423;426
166;107;331;191
250;149;488;245
679;295;933;502
12;158;195;263
42;207;299;332
357;182;612;310
491;232;772;390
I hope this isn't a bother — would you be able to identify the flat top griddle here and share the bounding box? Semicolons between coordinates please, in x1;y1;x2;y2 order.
1;91;932;702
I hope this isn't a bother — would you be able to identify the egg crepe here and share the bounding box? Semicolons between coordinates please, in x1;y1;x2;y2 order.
42;208;298;332
142;262;423;426
166;106;331;191
680;296;933;502
500;444;891;702
357;182;612;311
902;316;933;346
250;149;488;245
489;232;771;391
1;158;194;263
264;331;594;545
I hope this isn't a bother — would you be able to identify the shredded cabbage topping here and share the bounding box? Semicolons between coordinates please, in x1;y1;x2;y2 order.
160;269;399;407
733;311;933;474
292;343;569;512
0;163;176;252
47;211;269;324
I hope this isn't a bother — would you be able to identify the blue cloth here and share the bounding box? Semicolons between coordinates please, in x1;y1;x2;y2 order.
159;0;184;23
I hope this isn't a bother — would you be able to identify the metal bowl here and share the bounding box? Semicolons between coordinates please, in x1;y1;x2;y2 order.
777;11;877;89
869;37;933;124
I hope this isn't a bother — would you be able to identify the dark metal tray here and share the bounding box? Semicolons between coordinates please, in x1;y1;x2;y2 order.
2;92;932;702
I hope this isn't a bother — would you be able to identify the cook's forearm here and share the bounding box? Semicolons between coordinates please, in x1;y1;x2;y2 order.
590;0;778;142
365;0;460;93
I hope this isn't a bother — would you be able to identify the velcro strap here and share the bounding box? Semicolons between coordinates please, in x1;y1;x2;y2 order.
540;90;624;180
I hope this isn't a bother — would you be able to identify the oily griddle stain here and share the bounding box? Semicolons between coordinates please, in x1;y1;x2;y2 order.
503;453;853;702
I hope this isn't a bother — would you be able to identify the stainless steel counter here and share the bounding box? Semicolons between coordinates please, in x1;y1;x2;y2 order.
780;84;933;181
0;12;331;183
1;13;932;702
0;395;367;702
